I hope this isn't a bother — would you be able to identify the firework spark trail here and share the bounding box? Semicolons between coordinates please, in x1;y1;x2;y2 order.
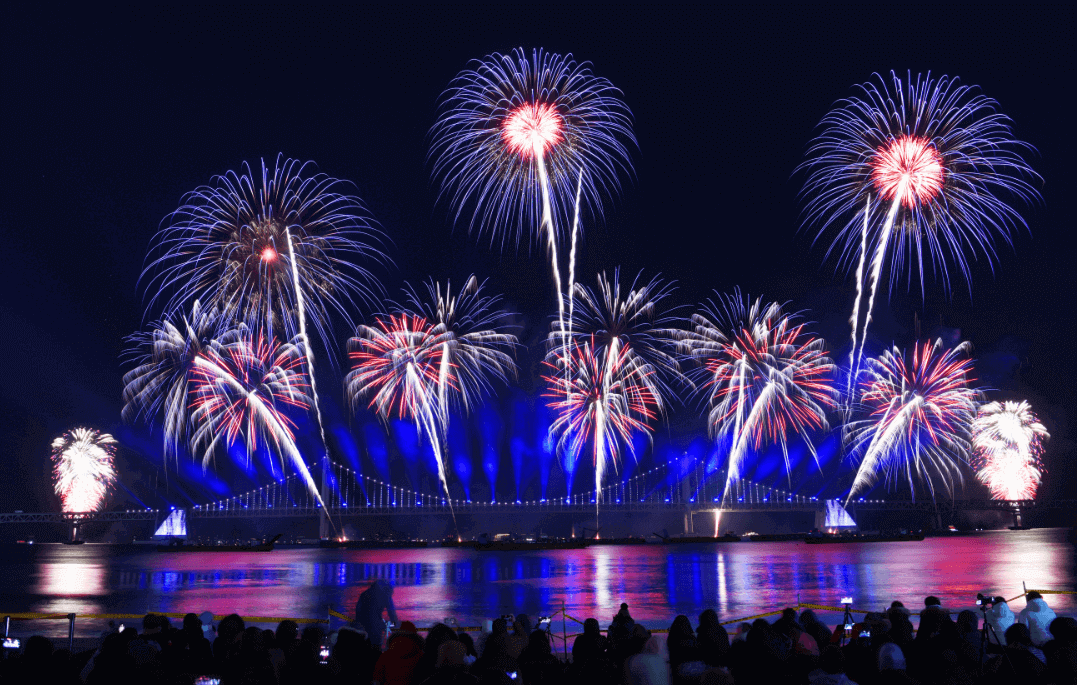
973;400;1049;500
846;194;870;406
189;333;329;510
854;196;902;381
286;226;337;536
52;428;117;513
844;339;979;504
566;168;584;399
682;291;836;502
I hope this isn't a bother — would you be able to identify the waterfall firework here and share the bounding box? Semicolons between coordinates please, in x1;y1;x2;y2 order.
51;428;117;513
972;400;1049;500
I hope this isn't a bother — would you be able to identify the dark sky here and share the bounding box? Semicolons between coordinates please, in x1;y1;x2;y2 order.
2;6;1073;510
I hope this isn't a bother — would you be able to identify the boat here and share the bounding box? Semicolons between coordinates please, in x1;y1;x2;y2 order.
472;536;590;551
804;532;924;544
655;532;742;544
62;539;86;545
318;538;430;549
156;534;281;552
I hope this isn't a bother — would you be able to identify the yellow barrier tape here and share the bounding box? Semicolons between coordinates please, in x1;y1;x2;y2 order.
327;608;351;622
1027;590;1077;595
1;612;326;624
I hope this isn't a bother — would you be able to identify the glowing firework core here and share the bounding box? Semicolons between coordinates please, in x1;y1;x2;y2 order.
503;103;562;157
261;246;277;262
872;136;944;208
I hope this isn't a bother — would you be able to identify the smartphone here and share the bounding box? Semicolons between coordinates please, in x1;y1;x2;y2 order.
506;672;518;680
118;624;125;633
841;597;853;605
319;645;330;664
859;630;871;638
194;678;221;685
844;623;853;630
2;638;20;650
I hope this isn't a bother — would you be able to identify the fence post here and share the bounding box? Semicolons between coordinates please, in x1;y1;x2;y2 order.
67;613;76;652
4;616;9;638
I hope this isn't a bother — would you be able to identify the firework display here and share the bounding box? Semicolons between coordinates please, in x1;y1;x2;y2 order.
682;290;837;500
799;72;1040;395
845;339;980;502
92;63;1051;526
973;401;1049;500
51;428;117;513
544;337;661;520
140;154;386;358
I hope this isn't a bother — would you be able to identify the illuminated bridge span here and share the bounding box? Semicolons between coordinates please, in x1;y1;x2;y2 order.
191;457;822;518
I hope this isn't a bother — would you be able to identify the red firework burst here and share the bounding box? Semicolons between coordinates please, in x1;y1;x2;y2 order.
189;333;310;453
502;103;562;157
346;314;447;420
872;135;944;208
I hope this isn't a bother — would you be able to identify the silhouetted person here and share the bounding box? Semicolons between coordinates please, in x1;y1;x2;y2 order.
357;579;398;649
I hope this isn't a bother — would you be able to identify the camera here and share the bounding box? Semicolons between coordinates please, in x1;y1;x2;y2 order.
844;623;853;630
976;592;992;608
841;597;853;605
2;638;20;650
539;616;551;625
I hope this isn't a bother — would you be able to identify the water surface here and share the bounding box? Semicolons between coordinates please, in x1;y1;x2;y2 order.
2;529;1073;638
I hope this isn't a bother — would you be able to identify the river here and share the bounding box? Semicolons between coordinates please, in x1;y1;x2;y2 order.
2;528;1073;639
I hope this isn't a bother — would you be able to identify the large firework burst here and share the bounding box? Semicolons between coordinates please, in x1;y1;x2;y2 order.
430;47;636;248
122;300;223;462
189;330;325;507
544;336;661;522
682;290;837;499
400;275;519;424
972;400;1049;500
51;428;117;513
845;339;980;503
140;155;387;359
566;269;685;400
799;72;1040;394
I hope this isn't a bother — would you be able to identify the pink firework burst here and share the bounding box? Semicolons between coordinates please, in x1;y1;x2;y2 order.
872;135;945;208
972;400;1049;500
502;102;562;158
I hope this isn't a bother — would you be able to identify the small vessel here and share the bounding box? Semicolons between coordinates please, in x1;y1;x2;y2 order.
156;534;281;552
472;534;589;551
804;531;924;544
654;532;742;544
318;538;430;549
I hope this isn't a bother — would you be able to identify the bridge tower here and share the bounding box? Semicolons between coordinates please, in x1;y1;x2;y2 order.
318;455;332;540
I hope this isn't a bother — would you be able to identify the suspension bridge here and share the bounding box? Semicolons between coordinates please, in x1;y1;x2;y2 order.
1;456;1067;537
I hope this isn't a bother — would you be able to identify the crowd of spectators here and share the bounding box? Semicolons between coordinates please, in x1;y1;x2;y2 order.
1;593;1074;684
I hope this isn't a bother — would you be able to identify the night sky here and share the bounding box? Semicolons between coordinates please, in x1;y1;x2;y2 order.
2;6;1073;512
